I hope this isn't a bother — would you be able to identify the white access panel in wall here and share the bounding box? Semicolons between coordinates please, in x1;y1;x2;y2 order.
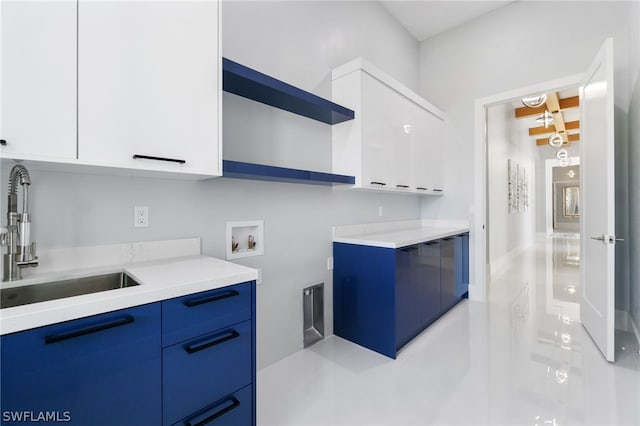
226;220;264;260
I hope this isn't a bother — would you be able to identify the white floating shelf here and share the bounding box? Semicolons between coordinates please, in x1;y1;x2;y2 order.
226;220;264;260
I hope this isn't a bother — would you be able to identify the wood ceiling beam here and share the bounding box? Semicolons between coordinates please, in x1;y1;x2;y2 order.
529;120;580;136
545;92;566;133
536;133;580;146
515;95;580;118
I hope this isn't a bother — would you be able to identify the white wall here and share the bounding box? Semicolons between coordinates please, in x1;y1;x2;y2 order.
417;1;632;312
0;1;421;370
487;103;535;276
628;1;640;332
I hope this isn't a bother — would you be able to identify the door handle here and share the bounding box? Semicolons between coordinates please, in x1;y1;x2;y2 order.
590;235;624;244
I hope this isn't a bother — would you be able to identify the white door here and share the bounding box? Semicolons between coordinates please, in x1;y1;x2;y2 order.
580;38;616;362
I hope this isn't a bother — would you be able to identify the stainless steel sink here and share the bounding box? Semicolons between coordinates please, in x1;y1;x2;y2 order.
1;272;140;309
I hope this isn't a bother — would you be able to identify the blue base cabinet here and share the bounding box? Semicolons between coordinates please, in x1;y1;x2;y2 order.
333;233;468;359
1;304;162;426
162;283;256;426
1;281;256;426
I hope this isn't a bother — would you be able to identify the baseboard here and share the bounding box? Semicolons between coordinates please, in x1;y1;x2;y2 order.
490;245;526;278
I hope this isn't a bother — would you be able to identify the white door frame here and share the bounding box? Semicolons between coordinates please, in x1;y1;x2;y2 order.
545;157;581;236
471;74;583;301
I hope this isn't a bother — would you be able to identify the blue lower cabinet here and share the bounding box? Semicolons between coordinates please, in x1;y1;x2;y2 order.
334;234;469;359
395;245;423;349
418;240;442;328
1;281;257;426
163;320;253;425
173;385;253;426
333;243;397;358
0;303;161;426
462;233;470;293
162;282;253;347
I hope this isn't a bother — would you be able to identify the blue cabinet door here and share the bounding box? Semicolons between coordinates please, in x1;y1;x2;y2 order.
333;243;397;358
163;320;252;425
454;234;467;298
418;240;441;327
1;303;161;426
173;385;253;426
462;232;469;287
439;237;457;312
395;245;422;349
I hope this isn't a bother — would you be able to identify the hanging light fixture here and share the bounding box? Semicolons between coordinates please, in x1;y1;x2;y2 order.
536;110;554;128
548;132;564;148
521;94;547;108
556;148;568;160
567;170;576;178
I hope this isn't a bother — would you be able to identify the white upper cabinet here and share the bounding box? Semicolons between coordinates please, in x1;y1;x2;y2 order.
332;58;445;195
0;0;77;161
78;0;221;176
413;105;445;194
361;73;395;189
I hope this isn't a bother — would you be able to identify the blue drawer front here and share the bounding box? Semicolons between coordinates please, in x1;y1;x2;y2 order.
172;385;252;426
163;320;252;425
1;303;161;426
162;282;252;347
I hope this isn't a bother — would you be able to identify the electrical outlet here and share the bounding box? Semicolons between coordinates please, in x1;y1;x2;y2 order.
134;206;149;228
327;257;334;271
378;206;384;217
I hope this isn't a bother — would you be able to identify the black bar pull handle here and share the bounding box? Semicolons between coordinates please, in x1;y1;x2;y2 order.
132;154;186;164
370;181;387;186
183;290;239;307
442;237;453;241
45;315;135;344
186;396;241;426
401;246;419;252
433;189;443;192
424;241;439;246
396;184;409;189
185;330;240;355
416;187;427;191
0;140;6;146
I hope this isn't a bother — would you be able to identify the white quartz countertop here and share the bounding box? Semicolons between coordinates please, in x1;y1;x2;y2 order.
333;225;469;249
0;256;258;336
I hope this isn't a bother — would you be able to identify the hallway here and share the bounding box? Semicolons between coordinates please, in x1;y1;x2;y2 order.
257;236;640;425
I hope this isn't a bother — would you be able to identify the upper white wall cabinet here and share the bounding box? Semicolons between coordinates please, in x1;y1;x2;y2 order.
1;1;221;179
332;58;445;195
78;0;221;176
0;0;77;161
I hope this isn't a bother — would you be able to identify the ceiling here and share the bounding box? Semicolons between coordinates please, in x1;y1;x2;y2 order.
379;1;515;42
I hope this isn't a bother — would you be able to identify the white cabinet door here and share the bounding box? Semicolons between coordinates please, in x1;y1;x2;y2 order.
392;95;414;191
1;0;77;160
413;106;445;194
361;74;395;189
78;1;220;176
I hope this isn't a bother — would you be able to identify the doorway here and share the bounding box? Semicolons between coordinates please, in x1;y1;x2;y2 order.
469;75;582;301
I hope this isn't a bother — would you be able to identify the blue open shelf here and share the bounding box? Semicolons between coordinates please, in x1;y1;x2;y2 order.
222;160;355;186
222;58;355;125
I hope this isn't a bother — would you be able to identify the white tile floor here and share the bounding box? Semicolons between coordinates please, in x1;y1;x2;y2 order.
257;236;640;425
